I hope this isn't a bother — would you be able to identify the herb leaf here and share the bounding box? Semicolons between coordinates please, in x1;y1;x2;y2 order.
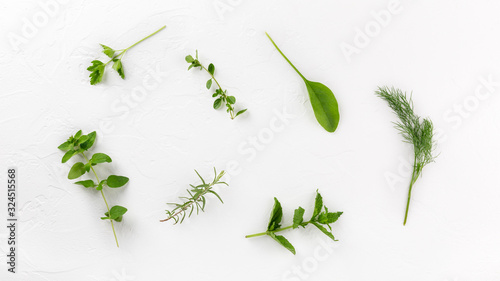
267;198;283;231
74;180;96;188
376;87;436;225
269;233;296;255
68;162;86;179
292;207;305;229
246;190;342;255
107;175;129;188
266;33;340;132
91;153;112;164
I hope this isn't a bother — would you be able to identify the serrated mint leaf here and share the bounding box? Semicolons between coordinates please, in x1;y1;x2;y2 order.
293;207;305;229
269;232;296;255
267;198;283;231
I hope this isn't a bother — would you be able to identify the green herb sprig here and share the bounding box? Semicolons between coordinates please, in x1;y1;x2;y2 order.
246;191;342;255
87;25;166;85
185;51;247;119
160;168;228;224
266;33;340;132
376;87;436;225
58;130;129;247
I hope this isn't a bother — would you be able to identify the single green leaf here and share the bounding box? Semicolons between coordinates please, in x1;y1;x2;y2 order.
269;232;296;255
74;130;82;139
213;98;222;109
208;63;215;75
80;131;96;150
107;175;129;188
76;135;89;145
312;191;323;219
227;96;236;104
292;207;305;229
311;222;336;241
108;205;127;222
235;109;247;117
62;150;76;163
267;198;283;231
318;211;343;225
266;33;340;132
91;153;112;164
185;55;194;63
206;79;213;89
58;141;73;151
68;162;86;179
101;44;115;58
112;59;124;79
87;60;105;85
74;180;96;188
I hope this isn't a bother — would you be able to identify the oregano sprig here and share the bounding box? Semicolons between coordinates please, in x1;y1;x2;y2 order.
58;130;129;247
376;87;436;225
87;25;166;85
185;51;247;119
160;168;228;224
246;191;342;255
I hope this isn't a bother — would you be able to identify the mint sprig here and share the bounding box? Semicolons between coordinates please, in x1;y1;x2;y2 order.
246;191;342;255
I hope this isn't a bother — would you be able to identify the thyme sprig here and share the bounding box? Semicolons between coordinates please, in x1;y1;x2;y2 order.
160;168;228;224
186;50;247;119
376;86;436;225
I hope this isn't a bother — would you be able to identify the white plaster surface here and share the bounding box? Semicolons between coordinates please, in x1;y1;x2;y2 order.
1;0;500;280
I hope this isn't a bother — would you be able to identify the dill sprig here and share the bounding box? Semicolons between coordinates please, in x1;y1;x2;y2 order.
160;168;228;224
376;86;436;225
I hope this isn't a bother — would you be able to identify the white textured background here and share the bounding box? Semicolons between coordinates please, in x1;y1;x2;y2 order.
1;0;500;280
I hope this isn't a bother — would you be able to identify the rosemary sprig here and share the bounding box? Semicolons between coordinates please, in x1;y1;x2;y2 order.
376;86;436;225
186;50;247;119
160;168;228;224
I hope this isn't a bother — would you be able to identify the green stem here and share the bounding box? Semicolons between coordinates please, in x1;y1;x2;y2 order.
245;222;309;238
201;65;235;119
105;25;166;66
403;156;420;226
82;153;119;247
265;32;307;81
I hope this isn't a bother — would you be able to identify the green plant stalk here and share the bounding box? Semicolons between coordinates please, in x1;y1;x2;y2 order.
201;64;236;119
104;25;166;66
404;156;421;226
245;222;311;238
82;152;119;247
265;32;306;81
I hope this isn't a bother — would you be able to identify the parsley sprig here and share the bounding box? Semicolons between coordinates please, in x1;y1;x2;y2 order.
186;51;247;119
246;191;342;255
87;25;166;85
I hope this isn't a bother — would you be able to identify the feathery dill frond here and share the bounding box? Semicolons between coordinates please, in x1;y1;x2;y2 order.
160;168;228;224
376;86;436;225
